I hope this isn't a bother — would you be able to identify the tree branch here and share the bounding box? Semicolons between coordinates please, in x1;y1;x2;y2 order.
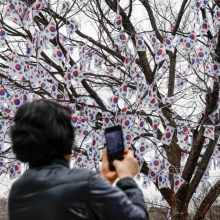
193;181;220;220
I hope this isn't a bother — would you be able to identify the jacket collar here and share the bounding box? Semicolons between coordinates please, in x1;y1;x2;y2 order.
52;158;70;168
29;158;70;169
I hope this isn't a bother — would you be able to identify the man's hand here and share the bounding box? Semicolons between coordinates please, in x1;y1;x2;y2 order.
113;149;139;179
101;148;117;185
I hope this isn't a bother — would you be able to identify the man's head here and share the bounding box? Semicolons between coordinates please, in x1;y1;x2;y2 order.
11;99;75;166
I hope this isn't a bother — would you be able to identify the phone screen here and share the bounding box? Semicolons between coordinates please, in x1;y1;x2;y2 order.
105;126;124;171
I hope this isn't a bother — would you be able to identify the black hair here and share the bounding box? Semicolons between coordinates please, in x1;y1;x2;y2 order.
11;99;75;166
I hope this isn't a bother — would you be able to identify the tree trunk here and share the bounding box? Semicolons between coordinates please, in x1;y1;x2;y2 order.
172;199;188;220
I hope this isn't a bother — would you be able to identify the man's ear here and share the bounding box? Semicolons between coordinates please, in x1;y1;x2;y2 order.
64;154;72;163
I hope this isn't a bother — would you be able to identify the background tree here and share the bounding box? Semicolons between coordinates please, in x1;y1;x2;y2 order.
0;0;220;219
189;181;220;220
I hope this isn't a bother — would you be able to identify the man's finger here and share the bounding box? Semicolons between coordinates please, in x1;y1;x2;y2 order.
125;149;134;158
123;149;129;157
113;159;119;167
102;148;108;163
124;149;129;154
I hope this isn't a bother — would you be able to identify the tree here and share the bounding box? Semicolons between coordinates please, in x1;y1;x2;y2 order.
0;197;8;220
189;181;220;220
0;0;220;219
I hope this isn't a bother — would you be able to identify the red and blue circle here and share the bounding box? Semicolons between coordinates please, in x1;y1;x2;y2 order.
14;98;21;106
123;84;128;92
150;98;156;104
195;1;201;8
202;23;208;30
23;94;28;101
104;118;109;123
89;113;94;120
115;118;121;123
157;49;163;56
35;3;41;10
72;116;78;123
166;132;171;138
139;121;144;127
189;34;195;40
32;37;36;44
122;107;127;113
15;64;22;71
113;97;119;104
9;3;15;10
150;171;155;177
67;73;72;80
214;64;218;71
89;146;93;152
175;180;180;186
52;85;56;92
179;38;184;43
186;42;191;48
87;53;93;58
40;82;46;88
108;68;114;73
158;176;163;182
198;51;204;58
126;135;132;141
182;126;188;133
26;47;31;55
10;168;14;174
216;11;220;18
62;3;67;10
15;165;20;171
0;30;6;37
0;89;5;96
73;70;79;77
56;50;63;57
92;139;96;146
77;157;82;163
69;24;75;31
153;160;160;166
49;26;56;32
124;120;130;126
119;34;126;41
81;117;86;123
116;19;122;26
165;39;171;45
69;46;74;52
4;108;11;114
140;146;145;152
137;39;143;46
184;135;189;142
151;37;156;44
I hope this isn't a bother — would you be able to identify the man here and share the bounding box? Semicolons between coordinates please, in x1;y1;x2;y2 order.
9;99;148;220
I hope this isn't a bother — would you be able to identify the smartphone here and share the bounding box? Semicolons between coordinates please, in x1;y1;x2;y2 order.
104;125;124;171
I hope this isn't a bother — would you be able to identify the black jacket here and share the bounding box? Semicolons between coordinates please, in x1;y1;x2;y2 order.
9;159;148;220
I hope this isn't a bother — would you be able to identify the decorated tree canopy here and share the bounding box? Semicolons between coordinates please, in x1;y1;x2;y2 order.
1;0;220;219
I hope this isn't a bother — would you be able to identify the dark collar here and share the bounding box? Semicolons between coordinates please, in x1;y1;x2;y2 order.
53;158;70;168
29;158;70;168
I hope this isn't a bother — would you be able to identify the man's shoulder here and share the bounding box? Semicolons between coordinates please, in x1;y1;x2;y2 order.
13;166;97;186
67;167;96;179
10;167;98;199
